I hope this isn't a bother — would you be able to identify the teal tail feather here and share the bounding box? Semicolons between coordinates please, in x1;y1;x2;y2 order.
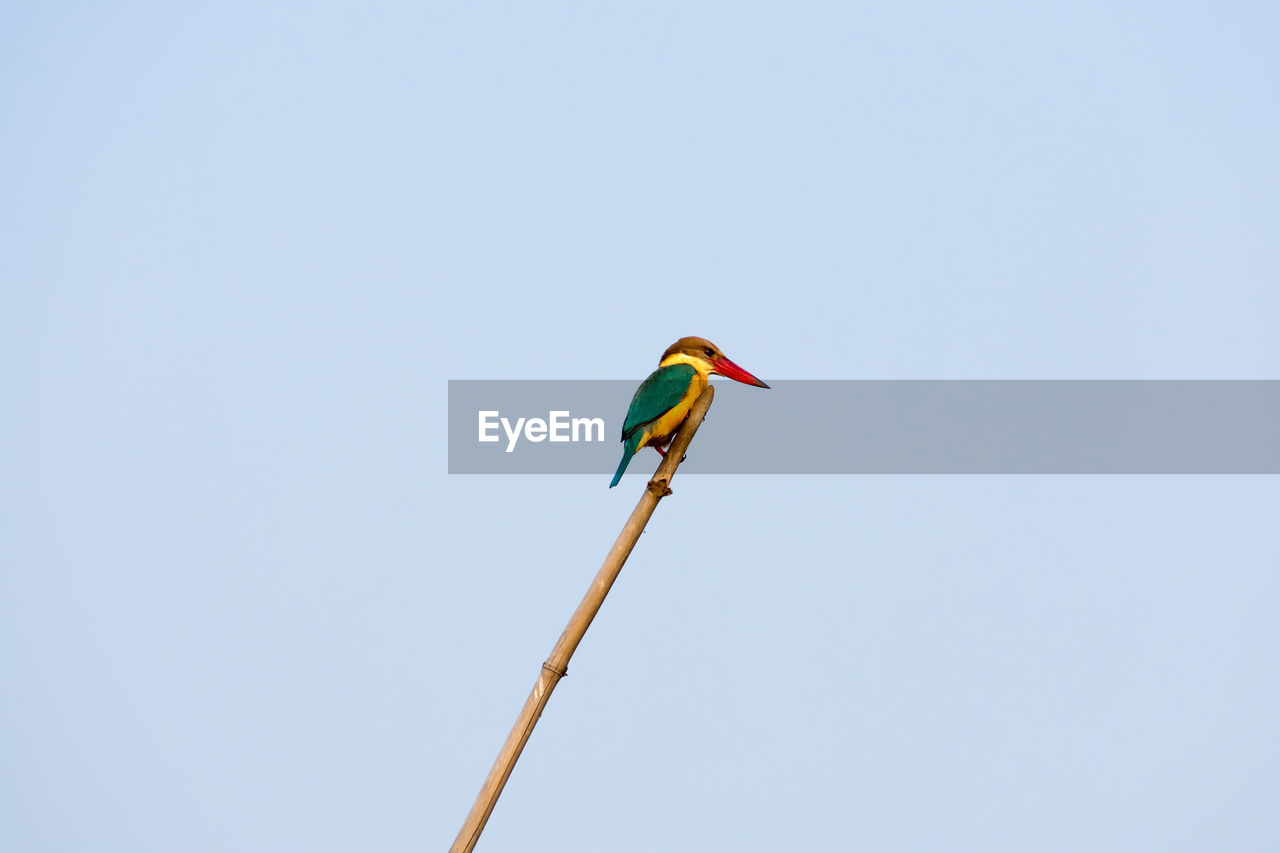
609;434;643;488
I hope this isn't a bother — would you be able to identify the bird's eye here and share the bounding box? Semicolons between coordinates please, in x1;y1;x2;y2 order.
704;348;715;357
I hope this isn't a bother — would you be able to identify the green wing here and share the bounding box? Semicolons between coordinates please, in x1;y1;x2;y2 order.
621;363;697;439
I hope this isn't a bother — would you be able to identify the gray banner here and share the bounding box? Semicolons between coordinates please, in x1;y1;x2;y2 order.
448;380;1280;475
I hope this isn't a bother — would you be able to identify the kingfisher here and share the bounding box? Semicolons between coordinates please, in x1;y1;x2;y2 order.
610;337;770;488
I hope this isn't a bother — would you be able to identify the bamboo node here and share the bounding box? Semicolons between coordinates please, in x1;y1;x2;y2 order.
646;478;673;497
541;660;568;678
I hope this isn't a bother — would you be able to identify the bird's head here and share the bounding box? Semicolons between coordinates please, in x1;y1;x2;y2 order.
659;337;770;388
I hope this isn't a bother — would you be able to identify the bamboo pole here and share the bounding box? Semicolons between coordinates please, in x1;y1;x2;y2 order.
448;385;716;853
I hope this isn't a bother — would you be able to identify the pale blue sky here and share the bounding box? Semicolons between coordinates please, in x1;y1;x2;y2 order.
4;3;1279;851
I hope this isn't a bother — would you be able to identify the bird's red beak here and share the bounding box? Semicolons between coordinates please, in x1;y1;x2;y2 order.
712;356;771;388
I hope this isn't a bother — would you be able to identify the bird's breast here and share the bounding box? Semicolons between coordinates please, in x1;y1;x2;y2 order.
640;374;708;447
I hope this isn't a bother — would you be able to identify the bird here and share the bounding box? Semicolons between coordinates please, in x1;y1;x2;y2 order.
610;337;770;488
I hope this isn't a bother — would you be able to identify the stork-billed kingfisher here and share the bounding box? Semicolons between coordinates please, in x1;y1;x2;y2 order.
609;337;770;488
